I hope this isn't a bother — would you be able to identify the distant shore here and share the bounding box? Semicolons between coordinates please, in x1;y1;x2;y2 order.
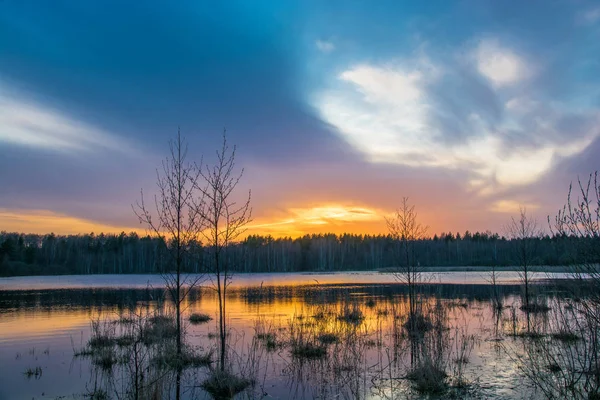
377;265;597;274
1;264;597;279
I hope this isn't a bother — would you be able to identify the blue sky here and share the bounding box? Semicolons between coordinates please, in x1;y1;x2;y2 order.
1;0;599;236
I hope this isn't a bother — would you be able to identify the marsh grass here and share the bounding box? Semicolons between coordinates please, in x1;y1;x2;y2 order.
291;341;327;359
88;319;116;349
115;334;135;347
200;369;252;400
337;304;364;325
520;302;551;313
551;331;580;343
317;333;339;345
141;314;177;345
153;345;213;369
70;287;594;400
85;388;109;400
92;347;117;370
23;366;42;379
189;312;212;325
407;361;448;394
256;332;279;350
402;312;433;335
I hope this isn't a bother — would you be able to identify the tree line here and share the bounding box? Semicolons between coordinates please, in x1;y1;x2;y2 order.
0;229;593;276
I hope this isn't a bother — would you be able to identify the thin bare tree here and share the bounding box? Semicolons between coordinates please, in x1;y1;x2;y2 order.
551;171;600;293
133;130;206;358
516;172;600;399
197;131;252;371
386;197;429;333
505;207;541;315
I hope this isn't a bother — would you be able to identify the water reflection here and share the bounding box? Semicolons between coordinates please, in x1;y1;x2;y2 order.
0;278;582;399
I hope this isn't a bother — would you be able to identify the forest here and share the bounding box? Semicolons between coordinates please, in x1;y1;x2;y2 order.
0;229;593;276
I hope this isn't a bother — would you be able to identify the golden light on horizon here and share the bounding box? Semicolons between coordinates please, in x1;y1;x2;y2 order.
2;201;512;239
489;200;540;214
246;204;385;237
0;208;145;236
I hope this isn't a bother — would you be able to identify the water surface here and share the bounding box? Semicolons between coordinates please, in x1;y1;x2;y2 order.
0;272;560;399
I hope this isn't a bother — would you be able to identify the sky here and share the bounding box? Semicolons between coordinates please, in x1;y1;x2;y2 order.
1;0;599;238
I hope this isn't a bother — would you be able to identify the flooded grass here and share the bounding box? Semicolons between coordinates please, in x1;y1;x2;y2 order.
200;369;252;400
551;331;580;343
153;346;213;369
407;362;448;394
23;366;42;379
189;312;212;324
317;332;339;344
1;276;598;399
291;341;327;358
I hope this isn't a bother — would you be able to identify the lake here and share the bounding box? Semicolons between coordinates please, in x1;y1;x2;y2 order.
0;271;580;399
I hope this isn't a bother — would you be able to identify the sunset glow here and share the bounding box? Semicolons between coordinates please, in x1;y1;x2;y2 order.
0;1;598;237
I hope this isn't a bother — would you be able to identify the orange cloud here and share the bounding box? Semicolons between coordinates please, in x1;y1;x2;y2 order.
246;204;386;237
0;208;143;235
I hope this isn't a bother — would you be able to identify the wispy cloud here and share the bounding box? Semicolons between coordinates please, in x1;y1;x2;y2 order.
314;39;600;193
489;200;540;214
247;204;383;236
0;82;131;154
473;39;531;87
0;208;142;235
316;39;335;53
581;7;600;25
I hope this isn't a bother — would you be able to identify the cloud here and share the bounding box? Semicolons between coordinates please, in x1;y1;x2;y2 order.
489;200;540;214
473;39;531;87
0;82;132;154
316;39;335;53
247;204;383;237
581;7;600;25
314;41;600;193
0;208;142;235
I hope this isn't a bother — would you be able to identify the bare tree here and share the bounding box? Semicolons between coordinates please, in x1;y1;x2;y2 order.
516;173;600;399
133;130;205;358
198;131;252;371
386;197;428;333
505;207;541;314
551;171;600;294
